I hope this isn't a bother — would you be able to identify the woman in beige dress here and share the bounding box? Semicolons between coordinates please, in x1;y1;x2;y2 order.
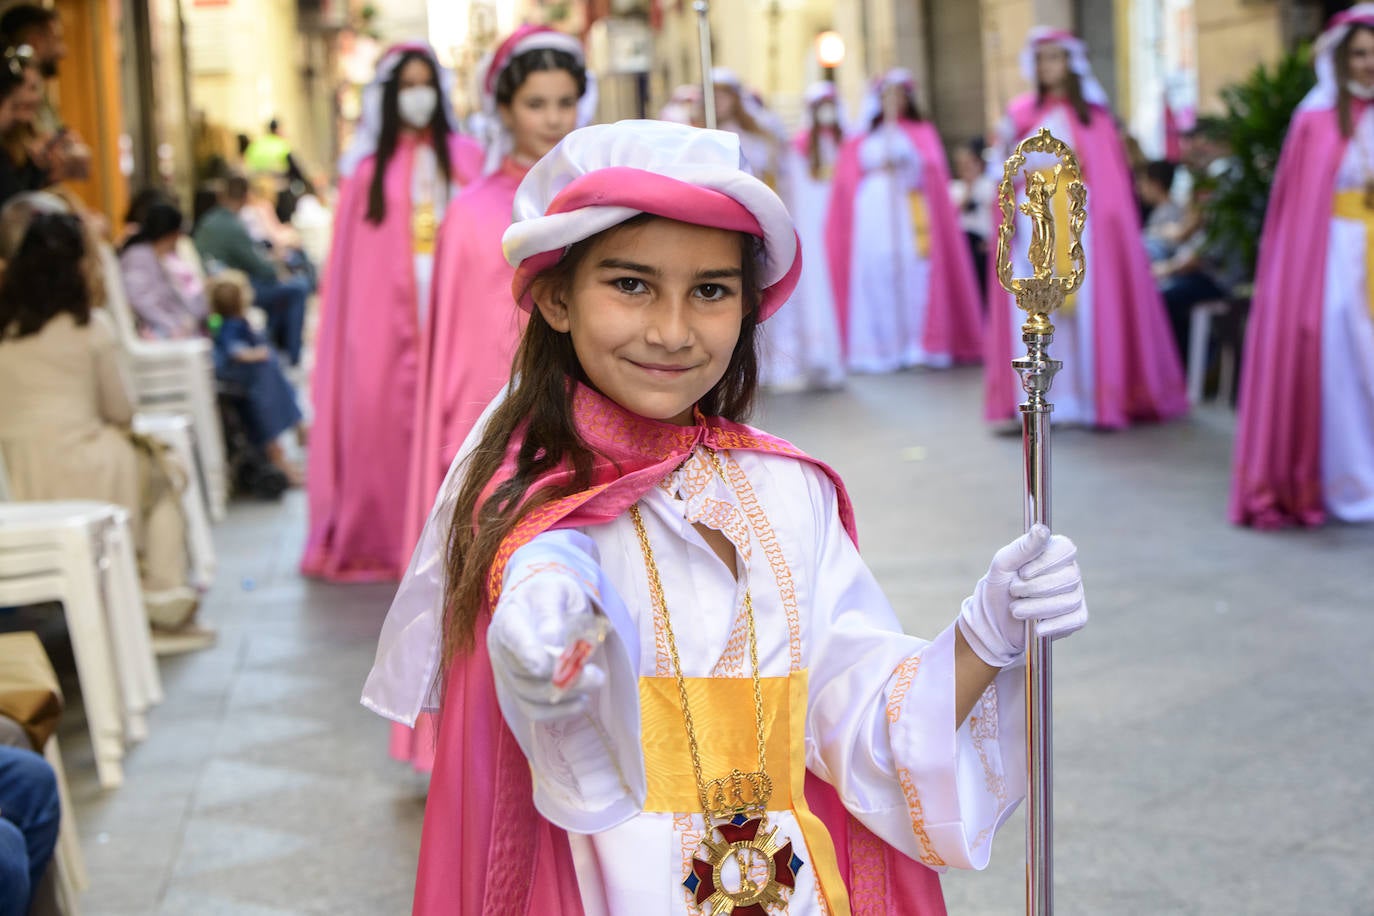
0;192;210;648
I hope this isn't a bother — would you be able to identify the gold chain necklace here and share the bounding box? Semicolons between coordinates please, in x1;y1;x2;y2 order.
628;451;804;915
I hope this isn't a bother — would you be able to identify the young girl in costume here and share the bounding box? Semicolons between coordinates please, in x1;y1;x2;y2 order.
761;81;845;391
364;120;1089;915
395;25;593;772
303;42;483;582
825;69;983;374
985;28;1187;429
1231;6;1374;528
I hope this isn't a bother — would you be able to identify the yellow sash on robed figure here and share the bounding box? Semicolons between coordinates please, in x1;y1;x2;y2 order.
1333;189;1374;319
639;671;852;915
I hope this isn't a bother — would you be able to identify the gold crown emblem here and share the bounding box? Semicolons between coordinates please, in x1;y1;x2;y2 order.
701;768;774;819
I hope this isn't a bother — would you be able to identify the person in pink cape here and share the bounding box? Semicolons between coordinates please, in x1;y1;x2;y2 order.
392;25;593;772
761;80;846;391
1231;6;1374;528
301;43;483;583
824;69;982;374
985;28;1187;429
362;120;1090;915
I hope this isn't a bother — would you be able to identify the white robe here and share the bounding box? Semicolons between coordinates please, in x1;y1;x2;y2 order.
994;106;1097;425
846;125;948;373
1321;106;1374;522
761;138;846;391
490;447;1026;915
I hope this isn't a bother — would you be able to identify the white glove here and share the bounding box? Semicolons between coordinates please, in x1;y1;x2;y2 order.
487;567;607;721
958;524;1087;668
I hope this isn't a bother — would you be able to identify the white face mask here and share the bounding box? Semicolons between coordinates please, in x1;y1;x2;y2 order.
814;106;837;127
1347;79;1374;101
398;85;438;129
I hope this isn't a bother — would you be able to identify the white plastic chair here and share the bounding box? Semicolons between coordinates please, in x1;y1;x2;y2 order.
99;244;228;521
0;457;163;787
133;412;216;590
1187;300;1237;405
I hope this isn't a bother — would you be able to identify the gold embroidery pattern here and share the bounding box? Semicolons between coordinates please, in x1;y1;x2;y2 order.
721;456;804;671
968;684;1009;805
885;656;921;725
486;483;612;605
884;656;947;867
846;816;888;915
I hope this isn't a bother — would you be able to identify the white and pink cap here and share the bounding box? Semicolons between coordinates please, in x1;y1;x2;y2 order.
1300;3;1374;111
475;25;598;173
1020;27;1111;107
502;120;801;321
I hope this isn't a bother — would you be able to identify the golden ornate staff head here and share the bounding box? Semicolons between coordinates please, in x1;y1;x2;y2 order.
996;127;1087;336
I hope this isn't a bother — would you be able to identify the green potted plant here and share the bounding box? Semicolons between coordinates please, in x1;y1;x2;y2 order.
1202;47;1316;286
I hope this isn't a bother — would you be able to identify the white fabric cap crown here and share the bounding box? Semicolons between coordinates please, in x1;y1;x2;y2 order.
502;120;798;300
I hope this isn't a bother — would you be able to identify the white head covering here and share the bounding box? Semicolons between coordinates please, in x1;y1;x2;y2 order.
1019;27;1111;108
501;120;801;320
338;42;459;178
476;25;599;175
1299;4;1374;112
710;67;785;138
856;67;918;130
802;80;846;135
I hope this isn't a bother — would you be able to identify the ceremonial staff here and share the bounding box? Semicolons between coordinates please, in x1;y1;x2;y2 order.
994;128;1086;916
693;1;717;129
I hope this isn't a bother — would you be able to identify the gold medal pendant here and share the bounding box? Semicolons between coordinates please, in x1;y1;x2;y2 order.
683;814;804;916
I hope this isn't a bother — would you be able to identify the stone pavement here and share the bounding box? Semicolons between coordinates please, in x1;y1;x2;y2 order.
58;368;1374;915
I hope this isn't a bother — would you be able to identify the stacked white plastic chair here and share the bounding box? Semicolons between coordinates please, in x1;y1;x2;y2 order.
0;453;163;789
97;243;228;520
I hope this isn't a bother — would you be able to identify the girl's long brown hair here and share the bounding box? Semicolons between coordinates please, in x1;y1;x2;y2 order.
1336;24;1374;139
439;216;763;664
1037;55;1093;126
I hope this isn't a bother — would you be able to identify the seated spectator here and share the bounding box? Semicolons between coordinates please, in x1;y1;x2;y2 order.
192;173;308;366
0;47;49;204
949;136;995;303
118;200;208;339
0;192;212;649
0;745;59;916
207;271;304;485
241;173;317;292
1137;159;1184;264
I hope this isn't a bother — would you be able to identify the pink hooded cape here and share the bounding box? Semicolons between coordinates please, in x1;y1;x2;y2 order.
303;133;482;582
414;385;947;915
983;95;1188;427
824;120;984;363
404;159;532;554
1229;105;1355;528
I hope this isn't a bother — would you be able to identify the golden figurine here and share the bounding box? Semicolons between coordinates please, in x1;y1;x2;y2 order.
1020;165;1062;281
995;128;1086;334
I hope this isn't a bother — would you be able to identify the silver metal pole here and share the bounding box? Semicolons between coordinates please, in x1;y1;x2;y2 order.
1015;335;1059;915
693;1;717;130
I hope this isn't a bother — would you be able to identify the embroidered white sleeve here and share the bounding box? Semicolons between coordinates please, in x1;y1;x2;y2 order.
797;463;1027;870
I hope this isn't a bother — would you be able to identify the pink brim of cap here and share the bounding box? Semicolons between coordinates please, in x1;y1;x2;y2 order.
510;167;802;322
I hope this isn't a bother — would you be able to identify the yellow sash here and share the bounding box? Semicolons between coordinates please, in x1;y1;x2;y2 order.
1333;189;1374;319
640;671;851;915
412;200;437;255
1029;167;1077;315
908;192;931;259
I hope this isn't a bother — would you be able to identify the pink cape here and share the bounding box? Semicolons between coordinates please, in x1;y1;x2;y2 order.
392;159;532;770
823;120;984;363
983;95;1188;427
413;386;947;915
404;159;532;552
1229;105;1355;528
302;133;482;582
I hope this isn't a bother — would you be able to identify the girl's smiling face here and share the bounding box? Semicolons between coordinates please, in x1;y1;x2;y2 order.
533;217;749;426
